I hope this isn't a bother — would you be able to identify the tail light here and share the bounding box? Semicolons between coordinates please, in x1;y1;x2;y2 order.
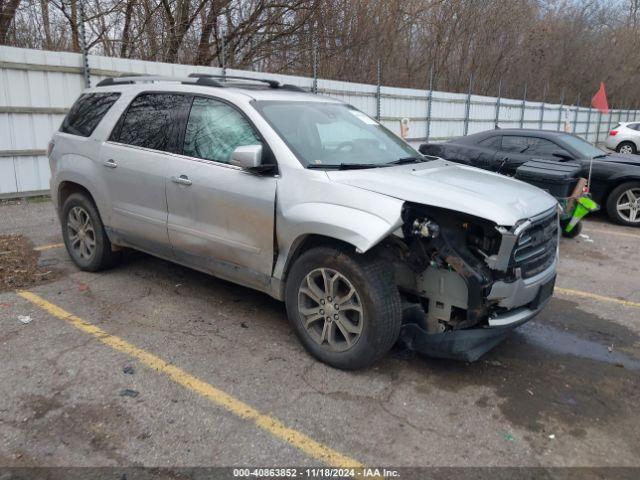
47;140;55;157
609;130;618;136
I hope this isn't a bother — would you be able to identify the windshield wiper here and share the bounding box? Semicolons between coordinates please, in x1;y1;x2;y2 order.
385;156;427;166
593;154;609;159
306;163;382;170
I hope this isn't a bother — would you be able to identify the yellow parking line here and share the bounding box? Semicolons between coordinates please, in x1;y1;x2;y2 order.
17;290;362;468
34;242;64;251
555;287;640;309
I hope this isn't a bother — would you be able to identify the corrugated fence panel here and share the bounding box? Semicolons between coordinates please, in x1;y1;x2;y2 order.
1;45;639;196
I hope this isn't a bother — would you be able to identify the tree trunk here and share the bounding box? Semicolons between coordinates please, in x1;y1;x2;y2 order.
0;0;22;44
195;0;218;65
120;0;135;57
40;0;51;49
70;0;80;52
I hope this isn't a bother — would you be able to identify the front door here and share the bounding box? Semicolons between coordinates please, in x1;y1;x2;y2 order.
166;96;277;290
100;92;190;257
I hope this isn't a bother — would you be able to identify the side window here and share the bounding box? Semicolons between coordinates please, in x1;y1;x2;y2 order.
501;136;532;153
629;123;640;131
478;136;501;149
61;92;120;137
183;97;261;164
527;138;566;156
111;93;188;152
501;136;565;156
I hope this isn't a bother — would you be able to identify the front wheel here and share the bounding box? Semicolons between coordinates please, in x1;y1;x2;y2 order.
606;182;640;227
285;246;402;370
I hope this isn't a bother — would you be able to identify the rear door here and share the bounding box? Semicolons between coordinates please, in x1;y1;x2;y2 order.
100;92;191;257
166;96;277;290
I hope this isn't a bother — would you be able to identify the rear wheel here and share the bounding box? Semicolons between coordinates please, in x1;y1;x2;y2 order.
285;246;402;370
616;141;637;155
61;193;121;271
606;182;640;227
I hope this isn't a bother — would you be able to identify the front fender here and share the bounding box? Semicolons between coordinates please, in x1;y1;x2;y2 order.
284;202;403;253
273;199;404;283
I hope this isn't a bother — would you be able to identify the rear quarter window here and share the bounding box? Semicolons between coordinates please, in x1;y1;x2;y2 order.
60;92;121;137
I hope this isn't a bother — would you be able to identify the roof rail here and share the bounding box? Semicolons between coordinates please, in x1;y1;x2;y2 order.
187;73;306;92
96;75;224;88
96;73;306;92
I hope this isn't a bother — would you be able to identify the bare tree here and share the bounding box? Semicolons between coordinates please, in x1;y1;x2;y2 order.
3;0;640;107
0;0;22;43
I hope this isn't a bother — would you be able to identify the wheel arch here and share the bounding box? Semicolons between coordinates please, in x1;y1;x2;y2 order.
271;202;404;300
58;181;96;212
602;176;640;204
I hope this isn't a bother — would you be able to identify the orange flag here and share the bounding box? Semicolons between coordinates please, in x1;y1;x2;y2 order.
591;82;609;113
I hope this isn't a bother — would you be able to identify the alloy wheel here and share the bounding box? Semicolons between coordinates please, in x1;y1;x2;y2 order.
616;188;640;223
297;268;364;352
67;206;97;260
619;144;634;155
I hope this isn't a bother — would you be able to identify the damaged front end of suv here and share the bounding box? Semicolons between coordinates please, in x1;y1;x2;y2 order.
387;203;558;361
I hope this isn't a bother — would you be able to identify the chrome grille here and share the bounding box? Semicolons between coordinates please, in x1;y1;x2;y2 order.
512;210;558;278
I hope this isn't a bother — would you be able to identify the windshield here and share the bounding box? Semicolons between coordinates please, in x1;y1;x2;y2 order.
561;134;606;158
252;101;421;168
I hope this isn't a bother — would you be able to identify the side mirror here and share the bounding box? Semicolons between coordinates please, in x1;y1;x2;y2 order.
230;144;263;169
552;150;573;160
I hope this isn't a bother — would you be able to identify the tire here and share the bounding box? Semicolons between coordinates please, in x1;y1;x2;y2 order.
285;246;402;370
616;141;637;155
560;219;582;238
61;193;121;271
606;181;640;227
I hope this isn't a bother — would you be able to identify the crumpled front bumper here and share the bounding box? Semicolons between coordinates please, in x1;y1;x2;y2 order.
400;262;557;362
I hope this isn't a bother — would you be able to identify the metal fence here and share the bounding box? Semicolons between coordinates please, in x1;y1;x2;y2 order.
1;45;638;197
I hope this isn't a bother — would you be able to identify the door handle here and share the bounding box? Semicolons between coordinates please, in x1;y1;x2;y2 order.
103;159;117;168
171;175;192;186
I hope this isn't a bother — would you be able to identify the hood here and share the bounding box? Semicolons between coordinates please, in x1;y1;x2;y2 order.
598;153;640;166
326;159;557;226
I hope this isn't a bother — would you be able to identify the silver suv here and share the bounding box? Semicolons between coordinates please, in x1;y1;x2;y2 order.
49;74;558;369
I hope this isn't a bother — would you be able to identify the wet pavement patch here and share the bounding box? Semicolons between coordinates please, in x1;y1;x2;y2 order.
535;298;640;350
0;235;57;291
390;297;640;454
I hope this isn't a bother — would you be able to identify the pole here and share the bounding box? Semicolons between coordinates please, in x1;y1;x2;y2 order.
375;59;381;121
519;83;527;129
463;74;473;136
556;88;565;131
538;84;547;129
572;93;580;134
494;79;502;129
606;105;613;135
312;45;318;94
425;66;434;142
585;106;592;141
78;1;90;88
596;111;602;144
220;33;227;79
